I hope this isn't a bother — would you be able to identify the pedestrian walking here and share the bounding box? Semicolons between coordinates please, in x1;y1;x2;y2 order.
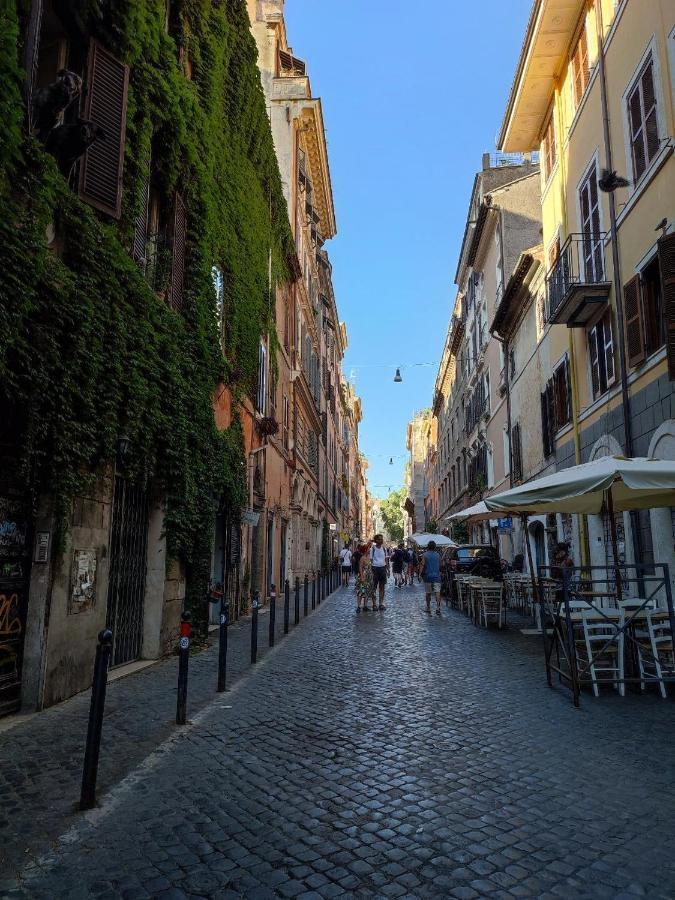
406;547;416;585
355;543;375;612
369;534;389;610
391;542;406;587
420;541;442;616
352;545;362;578
340;544;352;586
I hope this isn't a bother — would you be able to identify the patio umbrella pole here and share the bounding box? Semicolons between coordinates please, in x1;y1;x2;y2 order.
606;489;623;603
522;513;552;686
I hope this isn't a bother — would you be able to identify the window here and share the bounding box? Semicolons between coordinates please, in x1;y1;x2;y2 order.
627;55;660;182
624;236;673;369
282;395;289;449
579;162;603;282
571;23;590;110
553;359;571;429
511;422;523;482
541;115;557;182
212;266;225;350
588;312;615;398
503;428;510;476
256;341;267;413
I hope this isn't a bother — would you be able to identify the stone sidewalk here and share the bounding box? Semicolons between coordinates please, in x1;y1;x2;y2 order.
0;578;332;883
3;579;675;898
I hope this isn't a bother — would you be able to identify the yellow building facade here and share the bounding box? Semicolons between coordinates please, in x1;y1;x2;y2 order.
500;0;675;575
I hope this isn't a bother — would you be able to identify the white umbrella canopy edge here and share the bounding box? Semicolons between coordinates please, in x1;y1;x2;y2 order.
408;533;457;547
446;500;492;522
482;456;675;515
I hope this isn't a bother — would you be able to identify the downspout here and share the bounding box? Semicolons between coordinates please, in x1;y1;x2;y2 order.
552;79;588;567
594;0;642;574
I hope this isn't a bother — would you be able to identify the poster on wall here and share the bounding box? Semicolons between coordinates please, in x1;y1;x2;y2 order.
70;549;97;613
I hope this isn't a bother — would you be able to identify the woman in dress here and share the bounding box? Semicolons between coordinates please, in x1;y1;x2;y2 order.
355;542;375;612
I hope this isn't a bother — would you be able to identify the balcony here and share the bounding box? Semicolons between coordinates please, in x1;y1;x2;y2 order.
546;233;611;327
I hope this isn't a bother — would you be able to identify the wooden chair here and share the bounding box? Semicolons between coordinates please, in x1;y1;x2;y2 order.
478;584;504;629
576;609;625;698
635;612;672;699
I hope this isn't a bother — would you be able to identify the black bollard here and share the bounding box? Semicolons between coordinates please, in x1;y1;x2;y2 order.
176;611;192;725
317;572;321;605
294;577;300;626
312;575;316;610
217;595;229;693
304;574;309;617
80;629;113;810
251;590;260;663
284;578;290;634
269;584;277;647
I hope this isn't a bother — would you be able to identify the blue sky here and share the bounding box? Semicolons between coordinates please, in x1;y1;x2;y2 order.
284;0;532;499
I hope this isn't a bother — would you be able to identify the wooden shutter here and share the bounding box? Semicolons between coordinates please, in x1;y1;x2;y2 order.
79;41;129;218
168;192;187;310
512;423;522;482
623;274;646;368
23;0;43;131
540;393;551;458
659;233;675;380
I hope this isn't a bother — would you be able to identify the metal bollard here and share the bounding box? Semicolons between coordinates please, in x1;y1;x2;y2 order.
317;572;321;605
304;574;309;617
294;577;300;626
80;629;113;810
176;611;192;725
312;575;316;610
251;590;260;663
217;596;228;693
269;584;277;647
284;578;290;634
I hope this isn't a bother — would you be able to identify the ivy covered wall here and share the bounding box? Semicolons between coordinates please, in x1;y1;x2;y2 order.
0;0;294;612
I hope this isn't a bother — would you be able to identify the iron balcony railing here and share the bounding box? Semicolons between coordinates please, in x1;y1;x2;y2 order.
546;232;609;322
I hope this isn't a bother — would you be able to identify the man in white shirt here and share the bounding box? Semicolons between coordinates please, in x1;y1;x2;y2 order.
369;534;389;610
339;545;352;585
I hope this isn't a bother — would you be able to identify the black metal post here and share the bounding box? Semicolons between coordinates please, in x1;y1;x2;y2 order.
251;591;260;663
304;574;309;617
80;628;113;811
217;596;229;693
312;575;316;610
294;577;300;626
284;578;290;634
176;611;192;725
269;584;276;647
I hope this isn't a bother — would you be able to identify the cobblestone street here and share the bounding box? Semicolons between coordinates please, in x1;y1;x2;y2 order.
4;579;675;899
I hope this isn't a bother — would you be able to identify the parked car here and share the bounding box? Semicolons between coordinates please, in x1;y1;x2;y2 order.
442;545;503;599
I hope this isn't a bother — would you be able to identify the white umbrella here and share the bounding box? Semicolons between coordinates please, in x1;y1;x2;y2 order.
408;532;456;547
484;455;675;601
483;455;675;515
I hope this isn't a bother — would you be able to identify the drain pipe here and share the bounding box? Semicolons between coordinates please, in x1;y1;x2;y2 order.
594;0;642;576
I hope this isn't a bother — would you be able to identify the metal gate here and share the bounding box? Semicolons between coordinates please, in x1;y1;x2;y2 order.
106;476;149;667
0;490;30;717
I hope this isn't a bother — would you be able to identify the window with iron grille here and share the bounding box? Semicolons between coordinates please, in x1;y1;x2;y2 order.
627;55;660;182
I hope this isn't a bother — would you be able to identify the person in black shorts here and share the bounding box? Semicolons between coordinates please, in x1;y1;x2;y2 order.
391;542;406;587
369;534;389;609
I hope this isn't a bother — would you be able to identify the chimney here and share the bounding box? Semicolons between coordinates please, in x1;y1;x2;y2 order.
482;152;491;171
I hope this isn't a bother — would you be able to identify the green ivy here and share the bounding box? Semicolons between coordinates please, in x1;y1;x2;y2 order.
0;0;294;623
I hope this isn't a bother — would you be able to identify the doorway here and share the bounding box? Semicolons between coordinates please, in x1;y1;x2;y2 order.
106;476;149;667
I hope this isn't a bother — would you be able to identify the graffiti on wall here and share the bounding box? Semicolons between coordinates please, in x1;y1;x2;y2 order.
70;548;97;614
